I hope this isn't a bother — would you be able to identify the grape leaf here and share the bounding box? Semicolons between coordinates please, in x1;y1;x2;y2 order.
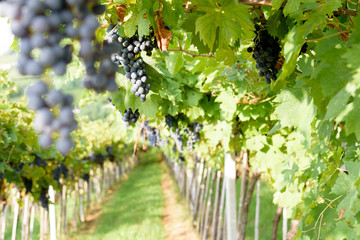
324;85;353;120
215;88;237;121
267;10;288;39
274;84;317;138
283;0;300;18
162;0;184;29
195;13;218;51
195;3;252;51
203;120;232;151
271;0;285;10
216;49;237;66
123;12;138;37
338;95;360;140
184;87;203;106
138;11;150;37
165;52;184;75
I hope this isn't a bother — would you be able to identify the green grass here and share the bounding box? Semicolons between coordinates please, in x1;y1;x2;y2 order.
72;149;166;240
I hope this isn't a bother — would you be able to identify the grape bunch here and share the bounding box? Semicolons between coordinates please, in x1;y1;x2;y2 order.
300;43;308;55
82;173;90;182
122;108;140;126
184;122;203;152
53;163;68;186
108;25;157;102
22;177;33;194
33;155;47;167
165;114;176;128
81;40;119;93
60;163;69;179
39;187;49;209
145;125;161;147
90;153;105;168
1;0;106;76
107;97;141;126
53;166;61;186
247;25;281;84
2;0;119;93
170;128;184;153
26;81;77;155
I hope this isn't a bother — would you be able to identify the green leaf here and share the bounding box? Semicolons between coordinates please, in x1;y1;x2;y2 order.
215;88;237;121
195;3;252;51
267;10;288;39
267;121;281;136
271;0;285;10
141;0;155;29
216;49;237;66
162;0;184;29
340;96;360;140
195;13;218;51
187;106;205;120
159;78;182;102
165;52;184;75
325;85;353;120
184;88;203;106
137;93;159;118
274;25;304;88
123;13;138;37
283;0;300;17
138;12;150;37
274;84;317;137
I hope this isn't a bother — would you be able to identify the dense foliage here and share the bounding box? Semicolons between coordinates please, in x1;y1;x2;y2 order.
1;0;360;238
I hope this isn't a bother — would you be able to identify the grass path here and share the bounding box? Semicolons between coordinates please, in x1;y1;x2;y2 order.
161;161;199;240
72;150;166;240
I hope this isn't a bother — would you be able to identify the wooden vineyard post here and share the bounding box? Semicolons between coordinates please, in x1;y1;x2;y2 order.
193;160;204;219
86;178;91;210
39;206;44;240
198;168;212;235
195;167;208;231
115;162;120;181
0;203;8;240
48;186;56;240
101;167;106;197
239;172;261;240
271;206;283;240
254;171;261;240
202;170;216;240
282;208;287;240
181;163;187;198
224;153;237;240
188;162;197;212
211;171;222;240
185;165;192;204
216;175;226;240
11;189;20;240
21;195;30;240
237;150;249;238
29;204;35;240
44;206;49;238
73;183;79;231
286;220;300;240
79;179;85;223
62;185;68;235
95;169;101;203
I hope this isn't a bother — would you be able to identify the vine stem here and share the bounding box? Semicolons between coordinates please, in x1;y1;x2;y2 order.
305;30;350;42
238;0;272;6
167;49;215;58
302;194;344;234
